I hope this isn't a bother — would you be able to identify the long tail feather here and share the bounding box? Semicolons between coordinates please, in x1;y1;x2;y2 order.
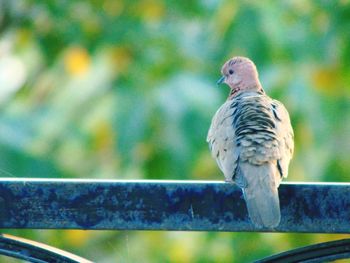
240;162;281;228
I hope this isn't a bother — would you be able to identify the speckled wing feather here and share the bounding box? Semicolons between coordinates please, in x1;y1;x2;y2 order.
207;91;294;228
271;99;294;178
207;99;239;183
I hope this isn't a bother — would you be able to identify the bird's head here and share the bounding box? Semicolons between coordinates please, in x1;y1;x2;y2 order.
217;56;263;97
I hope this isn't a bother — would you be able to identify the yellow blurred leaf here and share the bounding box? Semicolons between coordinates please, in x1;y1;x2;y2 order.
192;152;220;180
63;230;90;247
315;234;350;243
136;0;165;22
311;66;343;96
110;46;132;73
17;29;32;46
295;122;313;148
64;46;91;76
168;233;201;263
92;121;115;151
212;1;238;39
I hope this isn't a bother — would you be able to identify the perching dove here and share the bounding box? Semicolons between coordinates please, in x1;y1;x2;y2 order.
207;57;294;228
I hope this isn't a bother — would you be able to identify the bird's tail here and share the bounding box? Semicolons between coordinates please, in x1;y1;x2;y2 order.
240;162;281;228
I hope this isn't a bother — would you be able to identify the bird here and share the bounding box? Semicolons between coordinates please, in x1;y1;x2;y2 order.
207;56;294;228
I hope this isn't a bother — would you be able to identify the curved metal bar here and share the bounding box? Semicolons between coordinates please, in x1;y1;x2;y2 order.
0;234;92;263
256;238;350;262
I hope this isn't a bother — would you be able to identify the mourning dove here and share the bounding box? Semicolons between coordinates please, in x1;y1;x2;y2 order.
207;57;294;228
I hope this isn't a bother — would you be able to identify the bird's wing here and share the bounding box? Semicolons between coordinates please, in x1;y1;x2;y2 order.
271;99;294;178
207;100;239;183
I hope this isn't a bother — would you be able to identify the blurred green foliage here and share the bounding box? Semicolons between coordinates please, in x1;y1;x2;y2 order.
0;0;350;262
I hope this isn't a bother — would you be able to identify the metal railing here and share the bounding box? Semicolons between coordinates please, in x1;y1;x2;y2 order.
0;178;349;262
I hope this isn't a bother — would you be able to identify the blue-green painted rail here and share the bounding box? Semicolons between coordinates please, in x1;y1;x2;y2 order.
0;179;348;233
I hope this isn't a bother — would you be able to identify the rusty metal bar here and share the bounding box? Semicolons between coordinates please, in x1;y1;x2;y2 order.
0;179;348;233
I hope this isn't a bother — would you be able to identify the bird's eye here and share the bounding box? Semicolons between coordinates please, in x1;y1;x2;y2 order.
229;69;234;75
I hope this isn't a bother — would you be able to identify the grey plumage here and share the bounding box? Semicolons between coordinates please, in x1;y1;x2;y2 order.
207;57;294;228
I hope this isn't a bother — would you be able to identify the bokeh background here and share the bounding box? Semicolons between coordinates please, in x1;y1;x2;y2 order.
1;0;350;262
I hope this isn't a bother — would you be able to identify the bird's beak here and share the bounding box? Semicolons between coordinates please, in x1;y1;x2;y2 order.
217;76;225;85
